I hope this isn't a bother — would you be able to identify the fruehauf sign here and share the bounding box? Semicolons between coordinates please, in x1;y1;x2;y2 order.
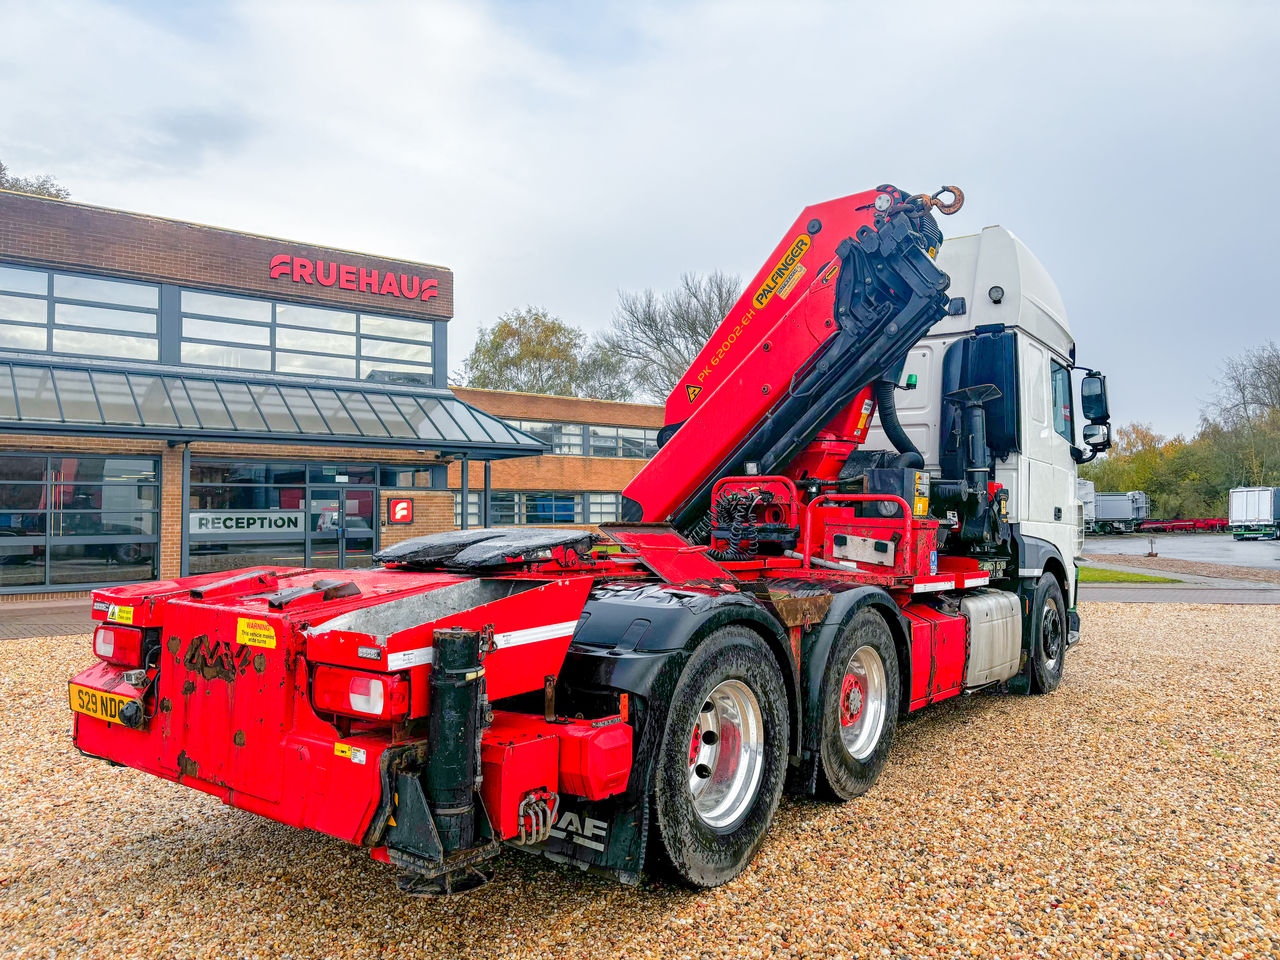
190;511;304;534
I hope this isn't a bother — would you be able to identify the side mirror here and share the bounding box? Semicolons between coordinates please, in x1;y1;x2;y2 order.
1083;422;1109;448
1081;372;1109;423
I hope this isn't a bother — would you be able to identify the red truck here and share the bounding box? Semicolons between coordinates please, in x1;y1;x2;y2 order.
70;184;1113;893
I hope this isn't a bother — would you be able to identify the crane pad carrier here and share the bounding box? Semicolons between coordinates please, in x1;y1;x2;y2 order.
70;184;1112;892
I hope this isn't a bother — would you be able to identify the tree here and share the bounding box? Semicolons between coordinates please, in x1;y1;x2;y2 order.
458;306;634;401
600;271;743;401
0;159;70;199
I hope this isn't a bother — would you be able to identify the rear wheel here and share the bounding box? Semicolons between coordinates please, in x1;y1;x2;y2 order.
1027;573;1067;694
650;626;789;888
816;610;900;802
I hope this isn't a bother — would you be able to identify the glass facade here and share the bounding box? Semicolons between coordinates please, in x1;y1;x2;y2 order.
454;491;621;527
188;459;381;574
0;260;439;385
0;454;160;590
502;418;659;458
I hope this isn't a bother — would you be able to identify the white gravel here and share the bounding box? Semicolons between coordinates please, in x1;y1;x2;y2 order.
2;602;1278;959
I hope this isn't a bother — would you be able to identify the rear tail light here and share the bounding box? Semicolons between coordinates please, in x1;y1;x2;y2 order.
312;666;409;721
94;624;143;667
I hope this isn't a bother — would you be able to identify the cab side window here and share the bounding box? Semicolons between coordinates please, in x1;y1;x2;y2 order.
1050;360;1073;443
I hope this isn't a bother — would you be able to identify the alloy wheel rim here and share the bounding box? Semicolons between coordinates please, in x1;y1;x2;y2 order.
839;645;887;761
687;679;765;829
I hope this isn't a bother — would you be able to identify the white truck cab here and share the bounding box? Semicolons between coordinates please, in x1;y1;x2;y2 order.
866;225;1100;609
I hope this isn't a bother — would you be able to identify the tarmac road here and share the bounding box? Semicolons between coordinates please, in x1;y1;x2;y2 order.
1085;531;1280;568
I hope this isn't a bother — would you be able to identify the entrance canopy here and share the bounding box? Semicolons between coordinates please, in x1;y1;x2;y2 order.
0;353;545;458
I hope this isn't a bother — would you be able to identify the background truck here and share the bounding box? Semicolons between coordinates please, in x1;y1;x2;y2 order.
69;184;1112;895
1089;490;1150;534
1229;486;1280;540
1077;478;1095;534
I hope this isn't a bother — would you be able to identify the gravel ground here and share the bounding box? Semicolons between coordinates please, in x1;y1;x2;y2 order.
2;604;1278;959
1084;554;1280;586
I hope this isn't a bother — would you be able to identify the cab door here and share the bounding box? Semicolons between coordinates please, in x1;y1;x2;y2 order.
1018;338;1077;572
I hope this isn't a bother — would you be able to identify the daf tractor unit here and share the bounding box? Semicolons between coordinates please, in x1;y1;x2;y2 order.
69;184;1112;894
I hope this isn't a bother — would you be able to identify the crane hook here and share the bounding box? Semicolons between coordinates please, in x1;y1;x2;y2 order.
925;186;964;215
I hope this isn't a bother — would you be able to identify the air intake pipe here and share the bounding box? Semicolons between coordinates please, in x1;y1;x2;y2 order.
874;378;924;469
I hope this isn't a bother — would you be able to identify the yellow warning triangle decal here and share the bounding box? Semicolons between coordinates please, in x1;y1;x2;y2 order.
686;384;702;403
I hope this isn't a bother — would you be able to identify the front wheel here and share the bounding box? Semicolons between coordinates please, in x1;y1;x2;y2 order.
650;626;789;888
1027;573;1067;694
816;610;900;802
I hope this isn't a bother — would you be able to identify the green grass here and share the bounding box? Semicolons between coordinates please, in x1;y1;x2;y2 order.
1078;565;1181;584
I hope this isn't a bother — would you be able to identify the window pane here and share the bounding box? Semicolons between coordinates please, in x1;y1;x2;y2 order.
250;385;299;432
0;265;47;296
181;341;270;370
0;512;45;536
51;368;101;422
50;542;156;584
53;511;156;537
89;372;141;424
276;304;356;332
1051;361;1073;443
360;337;431;362
53;484;157;510
275;326;354;354
53;329;157;361
216;382;267;431
277;387;330;434
181;379;234;429
12;366;60;420
0;292;47;324
359;360;433;380
54;274;158;308
490;492;518;525
589;493;620;523
308;389;359;434
56;302;156;333
189;485;305;511
391;395;442;441
0;321;47;350
0;457;47;482
0;485;47;509
190;462;305;485
276;352;355;378
181;290;271;322
364;393;415;437
132;376;179;427
619;428;647;458
308;464;375;484
589;425;619;457
188;540;306;574
183;316;271;345
417;397;466;441
53;457;157;482
359;314;433;342
380;467;434;488
335;392;388;436
0;543;46;586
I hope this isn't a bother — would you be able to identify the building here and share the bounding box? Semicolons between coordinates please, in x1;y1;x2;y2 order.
449;388;665;527
0;190;544;599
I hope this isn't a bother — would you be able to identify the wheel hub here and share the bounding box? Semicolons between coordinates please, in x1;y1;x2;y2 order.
838;645;887;762
840;674;865;726
686;679;764;830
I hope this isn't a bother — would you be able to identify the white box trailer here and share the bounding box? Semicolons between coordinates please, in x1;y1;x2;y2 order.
1091;491;1150;534
1229;486;1280;540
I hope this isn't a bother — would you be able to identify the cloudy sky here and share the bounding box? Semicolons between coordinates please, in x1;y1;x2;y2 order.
1;0;1275;436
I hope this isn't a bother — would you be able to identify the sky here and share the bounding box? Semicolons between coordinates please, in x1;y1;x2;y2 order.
0;0;1276;436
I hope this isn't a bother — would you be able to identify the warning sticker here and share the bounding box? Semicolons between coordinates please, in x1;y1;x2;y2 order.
106;604;133;625
776;262;806;300
685;384;702;403
235;618;276;649
335;743;367;764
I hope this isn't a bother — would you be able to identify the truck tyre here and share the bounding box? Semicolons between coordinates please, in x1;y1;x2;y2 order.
1027;573;1067;694
816;610;900;802
650;625;789;888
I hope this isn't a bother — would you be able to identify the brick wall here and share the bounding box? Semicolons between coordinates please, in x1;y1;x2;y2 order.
0;189;453;319
452;387;664;429
377;490;456;547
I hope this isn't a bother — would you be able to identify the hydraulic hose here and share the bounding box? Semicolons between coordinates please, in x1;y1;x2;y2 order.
874;379;924;469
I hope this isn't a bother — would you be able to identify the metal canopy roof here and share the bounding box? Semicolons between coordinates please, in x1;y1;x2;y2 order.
0;353;546;459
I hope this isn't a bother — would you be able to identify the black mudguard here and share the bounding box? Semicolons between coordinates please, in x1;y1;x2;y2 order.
530;581;794;885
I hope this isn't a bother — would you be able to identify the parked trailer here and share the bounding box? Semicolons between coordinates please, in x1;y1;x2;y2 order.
1229;486;1280;540
1090;491;1150;534
1137;518;1228;534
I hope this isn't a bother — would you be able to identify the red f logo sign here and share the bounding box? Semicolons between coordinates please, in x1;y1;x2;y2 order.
388;498;413;523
